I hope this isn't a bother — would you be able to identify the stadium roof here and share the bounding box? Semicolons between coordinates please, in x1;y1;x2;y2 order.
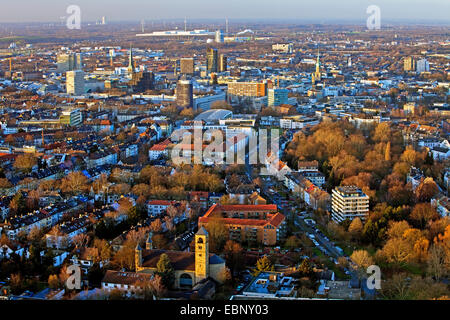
194;109;232;123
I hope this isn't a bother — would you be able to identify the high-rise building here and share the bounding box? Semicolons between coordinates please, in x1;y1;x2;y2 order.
215;30;224;43
416;58;430;73
66;70;85;96
57;53;82;73
129;71;155;93
404;56;416;72
60;108;83;126
176;79;193;108
219;54;227;72
180;58;195;75
102;16;106;25
206;48;218;73
268;88;289;107
331;186;369;222
227;81;267;97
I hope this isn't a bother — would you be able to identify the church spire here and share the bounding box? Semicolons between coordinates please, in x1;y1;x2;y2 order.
128;45;135;74
314;47;321;82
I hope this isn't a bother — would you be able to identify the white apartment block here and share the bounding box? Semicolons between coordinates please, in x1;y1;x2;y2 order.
331;186;369;222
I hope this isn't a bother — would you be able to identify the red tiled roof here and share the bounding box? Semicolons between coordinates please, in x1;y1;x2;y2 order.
150;144;168;151
199;203;284;228
148;200;172;206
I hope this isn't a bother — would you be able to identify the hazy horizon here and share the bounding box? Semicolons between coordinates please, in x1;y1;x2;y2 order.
1;0;449;24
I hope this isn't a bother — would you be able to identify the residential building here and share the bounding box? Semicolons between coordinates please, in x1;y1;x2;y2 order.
198;204;286;245
331;186;369;222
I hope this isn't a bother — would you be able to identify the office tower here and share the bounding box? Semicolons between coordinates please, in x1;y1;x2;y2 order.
206;48;218;73
268;88;289;107
57;53;82;73
404;56;416;72
219;54;227;72
227;81;266;97
176;79;193;108
102;16;106;25
416;58;430;73
60;108;83;126
215;30;224;43
66;70;85;95
129;71;155;93
180;58;195;75
331;186;369;222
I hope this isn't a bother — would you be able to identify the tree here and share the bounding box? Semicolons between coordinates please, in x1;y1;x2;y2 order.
48;274;60;289
378;238;412;264
0;178;12;189
113;243;135;270
387;220;411;240
151;234;167;249
5;134;15;145
205;219;228;253
14;153;37;173
348;217;363;240
179;108;195;119
60;171;88;195
351;250;374;270
136;274;167;299
284;235;301;250
10;273;24;294
150;219;163;233
156;253;175;289
72;233;90;249
223;240;244;276
109;289;126;300
410;203;439;229
254;255;274;275
380;273;411;300
384;142;391;161
373;122;391;143
93;239;113;263
415;178;439;203
211;100;233;111
217;267;232;284
27;226;43;243
298;258;313;277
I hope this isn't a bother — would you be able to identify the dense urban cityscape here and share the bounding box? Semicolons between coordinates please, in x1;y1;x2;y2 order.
0;2;449;305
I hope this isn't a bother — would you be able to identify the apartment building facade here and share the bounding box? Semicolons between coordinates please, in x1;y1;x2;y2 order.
331;186;369;222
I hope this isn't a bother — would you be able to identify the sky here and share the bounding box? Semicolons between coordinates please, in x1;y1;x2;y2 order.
0;0;449;24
